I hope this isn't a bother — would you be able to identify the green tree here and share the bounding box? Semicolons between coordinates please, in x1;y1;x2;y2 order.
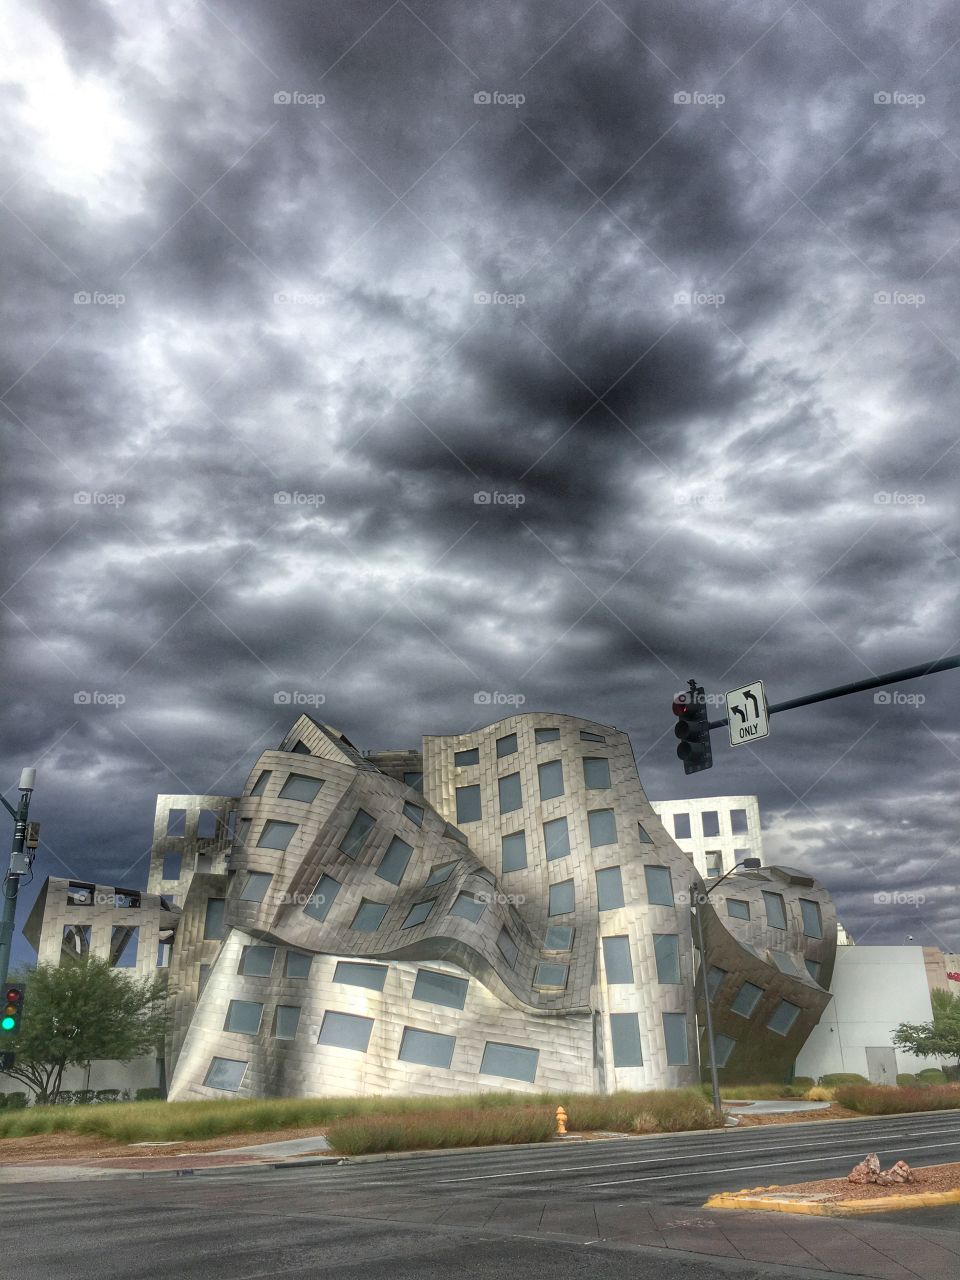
0;958;169;1105
893;989;960;1072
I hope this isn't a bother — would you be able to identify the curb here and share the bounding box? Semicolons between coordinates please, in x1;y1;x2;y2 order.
704;1187;960;1217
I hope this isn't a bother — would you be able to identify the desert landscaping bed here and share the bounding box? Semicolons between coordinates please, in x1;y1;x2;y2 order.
0;1125;330;1164
772;1162;960;1202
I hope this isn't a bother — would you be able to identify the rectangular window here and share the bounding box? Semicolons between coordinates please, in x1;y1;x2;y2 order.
701;810;720;837
548;879;575;916
767;1000;801;1036
317;1011;375;1052
706;965;727;1000
197;808;220;839
771;950;803;977
303;874;341;922
535;727;560;744
225;999;263;1035
763;891;788;930
705;851;723;879
731;981;764;1018
805;958;822;983
480;1041;539;1082
198;963;211;995
110;925;138;968
496;732;518;758
402;900;435;929
377;835;414;885
413;968;468;1009
644;865;674;907
673;813;691;840
588;808;618;847
543;816;570;860
239;945;275;977
351;900;389;932
204;1057;247;1092
236;818;252;845
496;928;519;968
583;757;611;789
610;1012;643;1067
333;961;388;991
662;1012;689;1065
653;934;681;984
399;1026;456;1068
595;866;624;911
203;897;226;940
162;853;181;881
501;830;527;872
156;939;171;967
580;730;606;743
602;935;634;984
257;820;298;851
800;899;823;939
239;872;273;903
340;809;376;857
402;801;423;827
544;925;574;951
534;962;568;988
250;771;270;796
455;747;479;766
538;759;564;800
274;1005;301;1040
450;892;485;923
498;772;523;814
456;784;481;824
278;773;324;804
727;898;750;921
167;809;186;835
284;951;312;978
713;1034;736;1068
424;861;457;887
403;771;423;790
731;808;749;834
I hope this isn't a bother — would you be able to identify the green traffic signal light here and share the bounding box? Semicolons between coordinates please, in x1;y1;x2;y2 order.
0;1016;14;1031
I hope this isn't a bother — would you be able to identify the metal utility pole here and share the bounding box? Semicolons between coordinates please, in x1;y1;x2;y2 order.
691;882;722;1121
0;769;38;991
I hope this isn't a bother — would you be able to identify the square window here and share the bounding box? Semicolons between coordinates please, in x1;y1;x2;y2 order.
239;945;275;977
424;861;457;887
548;879;575;916
610;1012;643;1067
731;981;764;1018
588;808;618;847
653;934;681;984
257;820;298;851
596;866;624;911
705;851;723;879
534;962;568;988
377;836;413;885
501;830;527;872
225;999;263;1035
403;900;435;929
543;816;570;860
203;897;226;940
249;770;270;796
351;900;389;932
239;872;273;903
480;1041;539;1082
644;865;674;907
800;899;823;939
805;958;822;983
274;1005;301;1040
673;813;691;840
637;822;653;844
403;771;423;790
333;961;388;991
496;733;518;758
402;801;423;827
278;773;324;804
583;757;611;789
450;892;485;923
455;747;479;766
456;784;482;824
340;810;376;857
413;968;469;1009
204;1057;247;1092
763;891;788;930
538;759;564;801
317;1011;374;1052
162;852;182;881
706;965;727;1000
496;928;519;968
580;730;606;743
303;874;341;922
284;951;312;978
535;727;560;744
662;1012;689;1065
713;1033;736;1068
701;810;720;837
602;935;634;984
767;999;801;1036
544;925;574;951
399;1026;456;1068
727;898;750;921
498;772;523;814
731;808;749;834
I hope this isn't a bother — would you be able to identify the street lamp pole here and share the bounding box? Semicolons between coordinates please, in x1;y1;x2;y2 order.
0;769;37;990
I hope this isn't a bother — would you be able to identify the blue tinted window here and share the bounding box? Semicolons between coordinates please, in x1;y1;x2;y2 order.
805;958;822;983
731;981;764;1018
583;758;611;789
501;830;527;872
767;1000;801;1036
318;1011;374;1052
162;853;181;880
225;1000;262;1035
239;945;275;977
673;813;691;839
204;1057;247;1091
644;865;674;906
544;925;574;950
538;760;564;800
588;809;617;847
763;892;787;930
498;772;522;814
496;733;517;758
203;897;225;940
403;771;423;791
340;810;376;857
402;802;423;827
496;928;519;967
250;770;270;796
450;893;485;923
377;836;413;885
455;747;479;766
534;962;568;988
610;1013;643;1067
274;1005;300;1039
596;866;624;911
800;899;822;939
580;730;606;743
399;1027;455;1068
284;952;311;978
713;1033;736;1067
456;784;481;824
602;935;633;984
402;900;435;929
548;879;574;916
303;874;340;922
662;1012;689;1065
706;965;727;999
424;862;457;887
727;898;750;920
239;872;272;903
637;822;653;844
480;1042;538;1082
653;934;681;984
413;969;468;1009
351;901;389;932
535;727;560;744
333;961;388;991
257;820;298;851
543;816;570;861
278;773;324;803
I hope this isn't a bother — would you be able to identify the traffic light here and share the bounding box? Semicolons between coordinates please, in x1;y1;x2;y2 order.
673;682;713;774
0;986;23;1035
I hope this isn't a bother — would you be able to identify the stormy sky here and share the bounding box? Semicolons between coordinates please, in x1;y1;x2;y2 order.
2;0;959;967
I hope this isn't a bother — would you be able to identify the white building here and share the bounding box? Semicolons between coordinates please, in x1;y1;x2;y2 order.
650;795;762;882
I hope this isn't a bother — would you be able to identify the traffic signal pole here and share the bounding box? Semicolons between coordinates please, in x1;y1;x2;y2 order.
0;770;37;992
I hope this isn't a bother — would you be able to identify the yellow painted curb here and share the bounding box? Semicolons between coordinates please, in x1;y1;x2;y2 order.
705;1187;960;1216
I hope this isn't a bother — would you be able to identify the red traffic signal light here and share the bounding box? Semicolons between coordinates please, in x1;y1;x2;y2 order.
673;682;714;775
1;986;23;1034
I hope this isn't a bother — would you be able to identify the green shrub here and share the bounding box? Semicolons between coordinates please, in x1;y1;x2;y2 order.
835;1083;960;1115
94;1090;122;1104
819;1073;869;1086
916;1069;947;1085
564;1088;720;1134
0;1093;28;1110
135;1088;164;1102
791;1077;815;1088
896;1073;917;1086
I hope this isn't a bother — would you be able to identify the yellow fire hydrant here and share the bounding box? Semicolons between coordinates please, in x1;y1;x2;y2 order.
555;1105;567;1136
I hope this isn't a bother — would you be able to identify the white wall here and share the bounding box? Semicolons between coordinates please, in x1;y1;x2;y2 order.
795;945;935;1080
0;1055;161;1100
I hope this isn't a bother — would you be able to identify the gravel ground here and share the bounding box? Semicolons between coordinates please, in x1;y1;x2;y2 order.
731;1104;857;1126
0;1125;330;1163
769;1161;960;1201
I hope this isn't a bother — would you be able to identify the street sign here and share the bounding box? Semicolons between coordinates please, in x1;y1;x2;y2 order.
725;680;770;747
